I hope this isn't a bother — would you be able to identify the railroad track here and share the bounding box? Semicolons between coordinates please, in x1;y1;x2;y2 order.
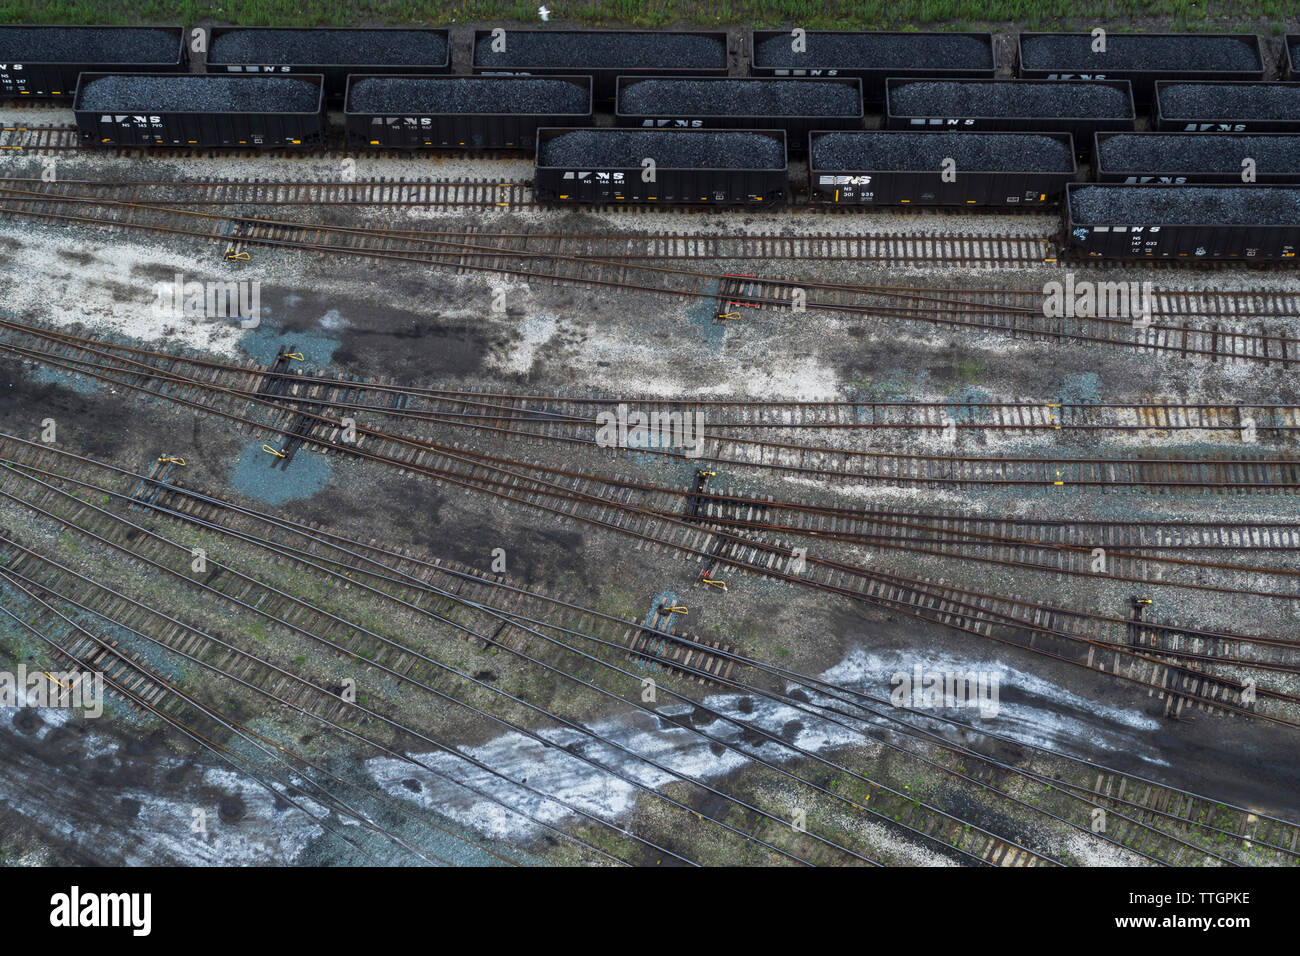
0;441;1070;867
0;551;489;865
5;442;1289;868
5;319;1298;495
8;436;1300;864
3;322;1296;727
3;184;1296;360
0;170;530;209
1;129;1297;273
713;277;1300;367
0;177;1056;267
385;387;1300;434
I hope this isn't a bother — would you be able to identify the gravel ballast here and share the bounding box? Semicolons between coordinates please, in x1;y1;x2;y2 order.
349;77;588;115
619;78;860;116
80;75;321;113
811;132;1074;171
1158;82;1300;120
1071;185;1300;224
753;32;991;69
0;26;179;63
890;80;1131;118
474;31;725;69
210;29;446;66
1020;34;1261;72
539;130;784;169
1098;134;1300;173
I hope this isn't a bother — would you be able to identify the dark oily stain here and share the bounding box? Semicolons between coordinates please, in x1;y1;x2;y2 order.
43;726;82;764
119;797;142;819
335;319;490;380
781;719;804;740
164;760;196;786
688;704;715;727
401;778;423;794
658;710;695;732
473;670;498;682
736;697;755;714
57;248;96;268
218;794;247;824
12;708;41;734
89;753;118;784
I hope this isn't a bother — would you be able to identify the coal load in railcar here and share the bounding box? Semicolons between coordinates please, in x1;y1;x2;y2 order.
615;77;863;148
1016;33;1264;104
749;30;995;104
885;78;1135;157
472;30;728;100
345;75;593;149
206;27;451;103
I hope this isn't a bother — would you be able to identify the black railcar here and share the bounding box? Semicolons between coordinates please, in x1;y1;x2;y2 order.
1066;183;1300;259
1093;131;1300;184
884;78;1135;158
74;72;325;148
614;76;863;150
1016;32;1265;104
205;27;450;104
1154;81;1300;134
534;127;787;205
344;74;593;149
0;25;185;99
808;130;1077;206
471;29;728;100
748;30;995;104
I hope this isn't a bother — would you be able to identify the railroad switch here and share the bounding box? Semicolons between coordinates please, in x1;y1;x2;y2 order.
701;576;728;592
715;273;762;323
130;454;185;511
257;348;299;399
684;468;713;522
262;444;288;459
1127;596;1154;648
224;248;251;261
660;604;688;615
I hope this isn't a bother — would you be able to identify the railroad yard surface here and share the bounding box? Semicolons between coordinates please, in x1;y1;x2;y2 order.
1;13;1299;890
